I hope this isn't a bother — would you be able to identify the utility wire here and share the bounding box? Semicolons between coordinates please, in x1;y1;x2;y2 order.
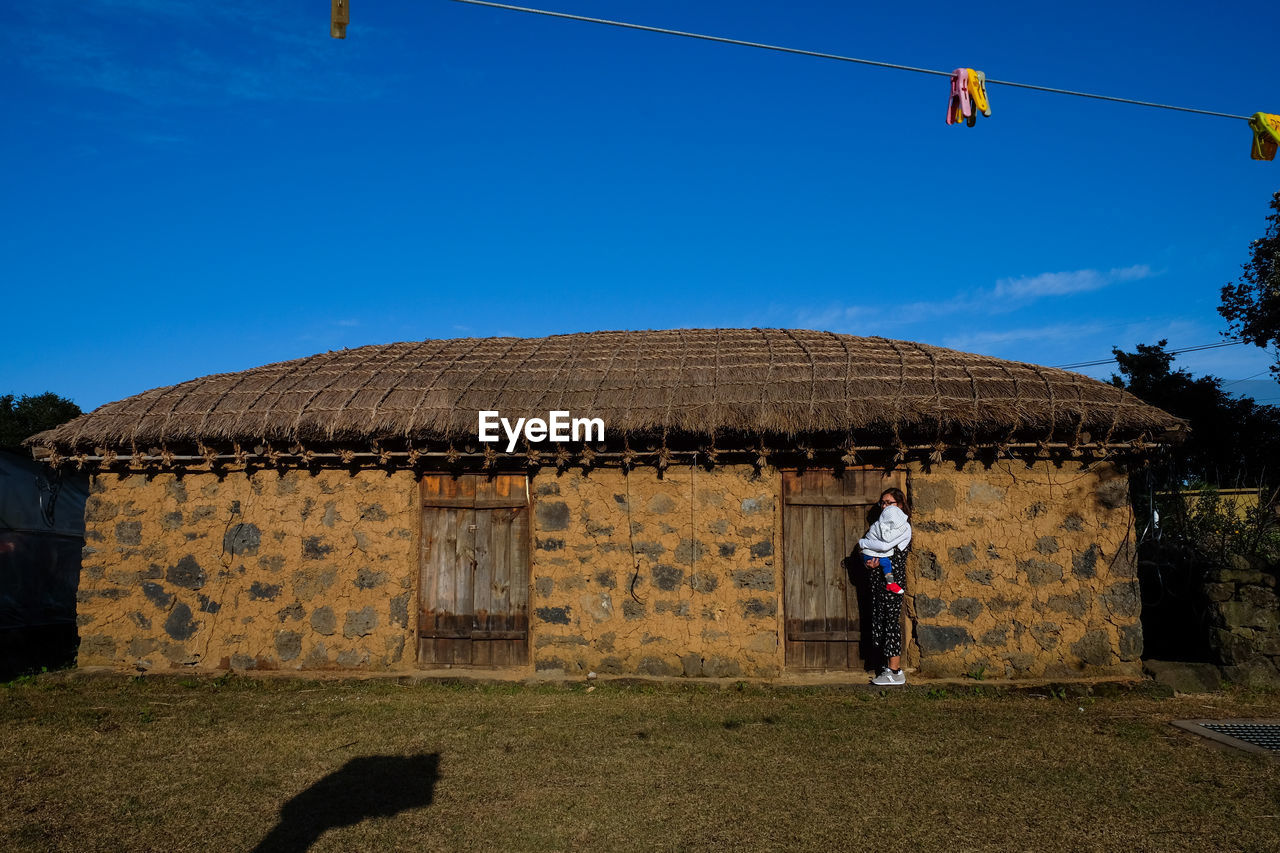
1053;339;1246;370
449;0;1253;121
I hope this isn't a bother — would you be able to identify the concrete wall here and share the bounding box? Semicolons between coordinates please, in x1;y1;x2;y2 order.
76;458;1141;679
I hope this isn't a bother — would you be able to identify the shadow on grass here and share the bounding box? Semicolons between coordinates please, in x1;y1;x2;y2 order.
251;753;441;852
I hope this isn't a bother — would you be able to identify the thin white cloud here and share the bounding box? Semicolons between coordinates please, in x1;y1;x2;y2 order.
942;322;1107;351
992;264;1152;299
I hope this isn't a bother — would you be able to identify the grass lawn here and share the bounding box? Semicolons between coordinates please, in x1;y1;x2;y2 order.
3;674;1279;852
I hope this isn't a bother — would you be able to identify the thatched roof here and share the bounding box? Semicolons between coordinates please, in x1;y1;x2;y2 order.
31;329;1181;454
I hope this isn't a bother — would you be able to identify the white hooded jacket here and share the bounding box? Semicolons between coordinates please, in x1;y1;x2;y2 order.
858;504;912;558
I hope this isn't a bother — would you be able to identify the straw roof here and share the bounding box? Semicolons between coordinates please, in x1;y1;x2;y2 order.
31;329;1181;454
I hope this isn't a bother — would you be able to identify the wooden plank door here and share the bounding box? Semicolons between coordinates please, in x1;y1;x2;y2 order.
782;467;907;671
418;474;530;666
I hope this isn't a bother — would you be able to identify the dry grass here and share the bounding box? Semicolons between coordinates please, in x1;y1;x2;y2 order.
3;675;1279;852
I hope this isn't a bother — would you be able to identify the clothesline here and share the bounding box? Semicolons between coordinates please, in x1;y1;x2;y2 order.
446;0;1253;122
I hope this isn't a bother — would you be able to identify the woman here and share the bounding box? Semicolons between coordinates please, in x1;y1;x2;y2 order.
860;488;911;685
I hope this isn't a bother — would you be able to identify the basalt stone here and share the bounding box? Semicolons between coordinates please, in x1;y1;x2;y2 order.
949;597;983;622
680;653;704;677
536;606;571;625
85;497;118;523
1072;545;1101;580
980;626;1009;646
1030;623;1061;651
1102;581;1141;619
321;503;340;528
1018;558;1063;586
915;550;942;582
311;606;337;636
359;503;388;522
259;555;285;573
534;577;553;597
129;637;160;658
914;595;946;618
912;481;956;514
1241;585;1280;609
190;505;217;522
965;569;993;586
142;581;173;609
986;545;1002;560
594;571;616;589
389;593;409;628
741;497;771;515
77;587;127;602
1071;630;1114;666
535;481;561;497
535;634;589;648
275;631;302;662
249;581;282;601
1047;592;1088;619
742;598;777;619
652;565;683;592
197;594;221;614
164;602;198;641
638;657;680;677
623;600;645;620
129;611;151;629
1118;623;1144;661
675;539;707;563
968;483;1006;505
916;625;972;654
633;541;666;560
167;555;206;590
1024;502;1047;519
1061;514;1085;532
691;572;719;593
277;602;305;622
709;519;729;535
1035;536;1060;555
915;520;957;533
162;511;184;530
749;540;774;559
654;600;690;617
230;653;258;671
536;537;565;551
535;501;570;531
343;606;377;638
165;479;188;503
718;543;737;558
648;493;676;514
336;648;371;667
223;523;261;557
1096;476;1129;509
115;521;142;546
355;567;387;589
949;545;976;565
302;536;331;559
732;569;775;591
79;634;116;659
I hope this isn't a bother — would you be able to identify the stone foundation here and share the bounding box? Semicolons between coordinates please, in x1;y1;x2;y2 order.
1205;563;1280;686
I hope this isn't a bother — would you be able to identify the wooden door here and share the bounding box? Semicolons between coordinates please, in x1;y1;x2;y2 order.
782;467;907;671
418;474;530;666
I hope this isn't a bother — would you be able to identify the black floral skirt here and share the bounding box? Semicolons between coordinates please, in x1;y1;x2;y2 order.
869;547;908;659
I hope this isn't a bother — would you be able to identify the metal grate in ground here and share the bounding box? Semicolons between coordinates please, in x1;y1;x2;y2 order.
1172;719;1280;756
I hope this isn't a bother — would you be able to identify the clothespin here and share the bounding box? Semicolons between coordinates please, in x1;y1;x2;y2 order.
968;69;992;118
946;68;971;126
331;0;349;39
1250;112;1280;161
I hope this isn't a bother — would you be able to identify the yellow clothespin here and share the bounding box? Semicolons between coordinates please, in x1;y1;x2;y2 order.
968;69;992;117
1250;113;1280;161
331;0;349;40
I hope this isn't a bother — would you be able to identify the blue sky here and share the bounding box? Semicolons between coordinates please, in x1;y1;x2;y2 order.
4;0;1279;412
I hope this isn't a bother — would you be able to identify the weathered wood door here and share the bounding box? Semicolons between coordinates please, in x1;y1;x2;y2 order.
782;467;907;670
418;474;530;666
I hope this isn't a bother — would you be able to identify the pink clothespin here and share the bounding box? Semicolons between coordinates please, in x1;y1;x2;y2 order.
946;68;972;125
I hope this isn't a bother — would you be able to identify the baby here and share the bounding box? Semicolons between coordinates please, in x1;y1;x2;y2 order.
859;494;912;594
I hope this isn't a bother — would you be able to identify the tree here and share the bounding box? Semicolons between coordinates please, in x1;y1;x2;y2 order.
1110;340;1280;487
1219;190;1280;377
0;393;82;452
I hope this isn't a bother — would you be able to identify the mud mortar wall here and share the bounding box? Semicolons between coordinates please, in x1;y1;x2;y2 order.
904;460;1142;678
527;465;782;678
77;470;419;671
75;459;1140;679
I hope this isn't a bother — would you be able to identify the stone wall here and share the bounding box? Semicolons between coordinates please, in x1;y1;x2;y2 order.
78;470;419;671
527;465;782;677
75;458;1141;679
904;460;1142;678
1205;563;1280;686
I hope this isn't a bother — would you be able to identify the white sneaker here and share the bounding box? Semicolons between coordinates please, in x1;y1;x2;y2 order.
871;668;906;686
